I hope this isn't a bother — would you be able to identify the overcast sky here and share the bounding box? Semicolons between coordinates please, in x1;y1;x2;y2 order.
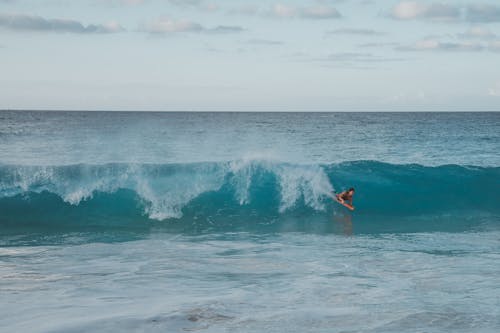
1;0;500;111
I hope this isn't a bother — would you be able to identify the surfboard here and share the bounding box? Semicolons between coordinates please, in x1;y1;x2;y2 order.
333;197;355;211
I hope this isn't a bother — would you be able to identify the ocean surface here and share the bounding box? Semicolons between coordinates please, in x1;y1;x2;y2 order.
0;111;499;332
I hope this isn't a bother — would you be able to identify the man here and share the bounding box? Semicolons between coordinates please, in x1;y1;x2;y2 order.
332;187;355;210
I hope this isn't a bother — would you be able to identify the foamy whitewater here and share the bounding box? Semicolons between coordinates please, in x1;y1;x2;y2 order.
1;111;499;332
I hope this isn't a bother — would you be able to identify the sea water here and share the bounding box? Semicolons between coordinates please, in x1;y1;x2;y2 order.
0;111;499;332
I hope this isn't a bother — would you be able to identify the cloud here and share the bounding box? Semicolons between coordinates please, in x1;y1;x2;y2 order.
101;0;201;5
227;3;341;19
301;5;341;19
168;0;219;12
168;0;202;6
0;13;124;33
271;4;341;19
397;27;500;53
490;41;500;52
397;39;484;52
142;18;202;33
99;0;218;11
326;28;385;36
466;4;500;23
458;27;497;40
272;4;297;18
96;0;146;6
227;4;260;16
390;1;461;21
116;0;146;4
390;2;500;23
488;82;500;96
141;17;243;34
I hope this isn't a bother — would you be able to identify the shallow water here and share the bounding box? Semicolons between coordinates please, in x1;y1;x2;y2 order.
1;232;499;333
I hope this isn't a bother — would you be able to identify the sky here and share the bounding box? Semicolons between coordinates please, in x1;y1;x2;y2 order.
0;0;500;111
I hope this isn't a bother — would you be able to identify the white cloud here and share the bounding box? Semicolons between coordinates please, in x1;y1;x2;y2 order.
489;40;500;52
272;4;297;18
99;0;218;11
397;29;500;52
120;0;145;4
391;1;460;21
227;3;341;19
488;82;500;96
271;4;341;19
168;0;219;12
143;17;202;33
168;0;202;6
141;17;243;34
391;1;426;20
301;5;341;19
459;27;497;40
97;0;146;5
227;4;260;16
390;2;500;23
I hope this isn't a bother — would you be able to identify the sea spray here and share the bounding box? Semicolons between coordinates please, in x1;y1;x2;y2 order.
0;160;336;221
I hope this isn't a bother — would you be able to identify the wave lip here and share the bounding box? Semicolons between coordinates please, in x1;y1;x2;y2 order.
0;160;334;221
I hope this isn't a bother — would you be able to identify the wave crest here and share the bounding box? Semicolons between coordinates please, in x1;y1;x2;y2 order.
0;160;334;220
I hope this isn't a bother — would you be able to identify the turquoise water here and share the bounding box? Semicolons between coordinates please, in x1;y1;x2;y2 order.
1;111;499;332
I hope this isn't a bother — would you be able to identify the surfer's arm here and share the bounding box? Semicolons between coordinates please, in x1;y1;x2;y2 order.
335;191;345;203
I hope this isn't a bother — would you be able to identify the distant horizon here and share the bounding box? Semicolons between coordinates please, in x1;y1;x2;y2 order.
1;109;499;113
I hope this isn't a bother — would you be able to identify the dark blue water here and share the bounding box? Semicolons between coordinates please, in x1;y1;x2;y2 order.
0;111;499;332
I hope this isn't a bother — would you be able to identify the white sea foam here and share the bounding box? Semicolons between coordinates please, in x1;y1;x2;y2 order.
275;163;334;212
0;159;335;220
229;158;334;213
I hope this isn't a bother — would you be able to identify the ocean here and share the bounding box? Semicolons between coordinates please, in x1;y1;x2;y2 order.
0;111;499;332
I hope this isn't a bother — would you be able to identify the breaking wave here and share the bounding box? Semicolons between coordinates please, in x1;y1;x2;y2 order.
0;160;499;234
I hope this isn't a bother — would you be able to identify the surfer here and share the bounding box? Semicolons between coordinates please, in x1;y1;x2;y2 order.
331;188;355;210
336;188;355;205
